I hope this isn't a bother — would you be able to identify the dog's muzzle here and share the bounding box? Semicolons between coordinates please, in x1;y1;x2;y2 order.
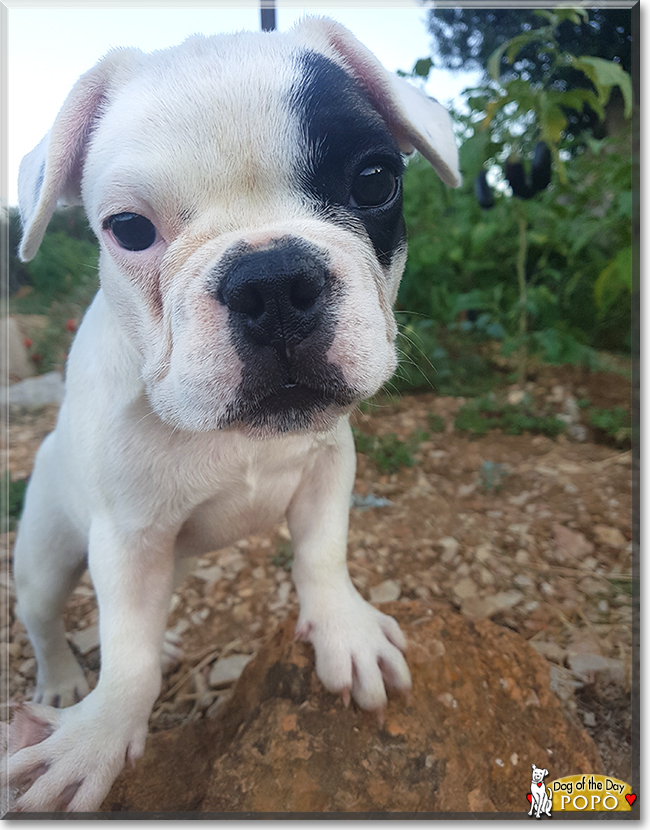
216;240;329;361
212;238;356;433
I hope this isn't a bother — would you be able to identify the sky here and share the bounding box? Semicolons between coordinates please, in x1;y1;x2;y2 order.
4;1;481;207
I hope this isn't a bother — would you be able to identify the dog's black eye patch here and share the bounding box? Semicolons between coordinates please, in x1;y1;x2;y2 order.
105;213;157;251
292;51;406;268
350;165;399;209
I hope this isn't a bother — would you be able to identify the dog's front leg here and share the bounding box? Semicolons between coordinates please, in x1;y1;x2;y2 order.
7;517;176;812
288;420;411;714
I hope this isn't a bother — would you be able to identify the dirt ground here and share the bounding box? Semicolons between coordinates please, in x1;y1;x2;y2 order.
1;365;635;785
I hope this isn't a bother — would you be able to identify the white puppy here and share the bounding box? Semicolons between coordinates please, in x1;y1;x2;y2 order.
8;18;459;812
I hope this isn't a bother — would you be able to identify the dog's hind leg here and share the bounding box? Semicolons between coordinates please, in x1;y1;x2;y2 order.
13;438;90;708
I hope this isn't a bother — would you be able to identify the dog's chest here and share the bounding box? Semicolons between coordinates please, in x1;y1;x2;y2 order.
175;435;319;555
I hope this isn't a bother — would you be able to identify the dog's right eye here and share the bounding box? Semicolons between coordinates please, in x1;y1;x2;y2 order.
105;213;157;251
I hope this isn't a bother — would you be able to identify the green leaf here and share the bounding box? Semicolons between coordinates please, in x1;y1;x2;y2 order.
571;56;633;118
412;57;433;79
594;246;632;312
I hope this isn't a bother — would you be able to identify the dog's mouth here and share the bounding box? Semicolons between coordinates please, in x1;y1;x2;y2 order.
223;378;357;435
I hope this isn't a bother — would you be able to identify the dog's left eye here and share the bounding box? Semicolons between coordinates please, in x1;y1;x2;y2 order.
105;213;157;251
350;165;399;208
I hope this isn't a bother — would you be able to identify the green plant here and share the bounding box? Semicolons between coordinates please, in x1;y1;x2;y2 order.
352;427;428;474
478;461;509;493
398;7;633;375
455;395;566;438
272;541;293;571
588;406;631;445
2;471;28;531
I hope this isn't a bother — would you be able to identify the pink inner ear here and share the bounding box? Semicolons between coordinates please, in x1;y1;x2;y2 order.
7;704;55;755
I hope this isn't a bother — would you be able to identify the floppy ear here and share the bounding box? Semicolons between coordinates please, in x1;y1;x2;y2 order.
18;48;141;262
291;17;461;188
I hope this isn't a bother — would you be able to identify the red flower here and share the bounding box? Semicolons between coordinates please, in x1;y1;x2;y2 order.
23;337;33;349
66;319;77;332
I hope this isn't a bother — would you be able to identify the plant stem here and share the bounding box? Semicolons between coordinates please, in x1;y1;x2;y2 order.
516;209;529;388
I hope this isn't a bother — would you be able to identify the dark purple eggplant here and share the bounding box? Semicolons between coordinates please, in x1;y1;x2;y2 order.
531;141;552;193
505;158;534;199
475;170;495;209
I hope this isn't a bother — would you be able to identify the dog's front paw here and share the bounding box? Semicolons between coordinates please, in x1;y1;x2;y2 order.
5;696;145;812
33;655;90;708
296;586;411;713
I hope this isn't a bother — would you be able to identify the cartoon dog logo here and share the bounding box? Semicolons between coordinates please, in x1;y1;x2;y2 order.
528;764;553;818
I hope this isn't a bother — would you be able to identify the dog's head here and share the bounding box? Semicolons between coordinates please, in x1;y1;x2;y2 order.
18;18;459;436
531;764;548;784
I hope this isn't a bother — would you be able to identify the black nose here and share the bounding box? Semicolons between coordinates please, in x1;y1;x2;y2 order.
215;241;330;358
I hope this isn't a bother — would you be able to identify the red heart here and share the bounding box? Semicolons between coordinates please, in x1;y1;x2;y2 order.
626;794;637;806
536;782;543;788
526;794;532;803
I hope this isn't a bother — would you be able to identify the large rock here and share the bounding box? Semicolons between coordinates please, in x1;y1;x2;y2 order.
3;371;65;408
104;601;600;814
1;317;35;381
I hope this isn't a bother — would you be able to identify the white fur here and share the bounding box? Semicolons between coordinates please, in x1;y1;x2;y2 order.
8;18;458;812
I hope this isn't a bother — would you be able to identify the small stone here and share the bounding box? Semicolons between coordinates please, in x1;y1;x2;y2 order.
474;543;493;564
6;642;22;659
193;565;224;585
209;653;253;688
461;590;523;619
369;579;401;604
69;624;100;655
18;658;35;677
515;549;529;565
549;664;583;702
530;641;565;665
217;549;247;573
439;537;460;563
514;574;533;589
436;692;456;708
458;483;476;498
553;525;594;560
525;690;541;707
453;577;478;600
510;753;519;766
583;712;596;727
509;491;531;507
593;525;626;549
567;654;625;685
507;389;526;405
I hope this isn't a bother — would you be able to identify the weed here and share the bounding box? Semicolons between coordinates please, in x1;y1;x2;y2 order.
352;427;428;474
272;541;293;572
588;406;631;446
2;471;28;531
455;395;565;438
478;461;509;493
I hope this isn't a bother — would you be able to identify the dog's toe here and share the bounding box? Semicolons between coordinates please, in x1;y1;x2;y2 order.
298;588;412;715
